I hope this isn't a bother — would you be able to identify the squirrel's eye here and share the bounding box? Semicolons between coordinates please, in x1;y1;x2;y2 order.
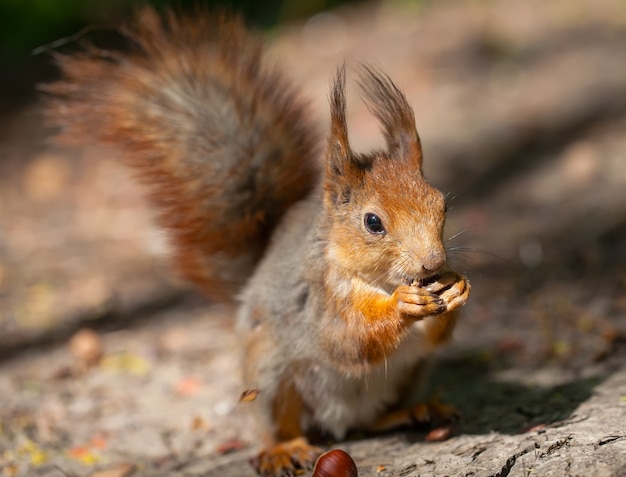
364;213;385;235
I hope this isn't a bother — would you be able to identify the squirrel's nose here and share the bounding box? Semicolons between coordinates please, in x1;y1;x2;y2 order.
422;250;446;273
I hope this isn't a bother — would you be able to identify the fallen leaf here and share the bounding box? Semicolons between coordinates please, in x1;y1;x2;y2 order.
525;423;547;433
90;463;136;477
30;450;48;467
101;352;151;376
239;389;260;403
191;416;210;431
16;440;48;467
216;438;247;455
175;377;201;397
425;426;452;442
69;446;99;465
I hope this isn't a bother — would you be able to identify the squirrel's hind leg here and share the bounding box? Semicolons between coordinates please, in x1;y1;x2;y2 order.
368;398;460;433
367;354;460;434
241;322;322;476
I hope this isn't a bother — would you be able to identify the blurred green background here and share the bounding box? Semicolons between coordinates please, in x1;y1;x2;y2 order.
0;0;364;112
0;0;368;57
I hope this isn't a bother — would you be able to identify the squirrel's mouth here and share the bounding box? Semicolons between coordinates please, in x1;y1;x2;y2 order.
405;274;440;287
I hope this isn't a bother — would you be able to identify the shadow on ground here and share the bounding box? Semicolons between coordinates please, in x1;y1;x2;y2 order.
430;351;604;436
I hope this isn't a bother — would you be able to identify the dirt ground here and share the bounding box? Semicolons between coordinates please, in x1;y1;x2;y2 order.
1;0;626;476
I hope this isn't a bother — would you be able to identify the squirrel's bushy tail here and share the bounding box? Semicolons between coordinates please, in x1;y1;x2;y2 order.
42;6;319;302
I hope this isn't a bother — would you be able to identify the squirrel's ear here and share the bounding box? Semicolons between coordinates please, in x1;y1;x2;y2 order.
359;65;423;170
325;66;365;204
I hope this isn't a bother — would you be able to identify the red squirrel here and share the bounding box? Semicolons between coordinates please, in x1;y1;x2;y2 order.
43;7;470;476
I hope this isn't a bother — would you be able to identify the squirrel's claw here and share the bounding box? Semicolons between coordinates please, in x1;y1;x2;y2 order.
251;437;322;477
435;272;470;312
396;285;447;318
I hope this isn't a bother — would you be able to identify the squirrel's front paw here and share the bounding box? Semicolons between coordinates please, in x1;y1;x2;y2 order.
424;271;470;312
250;437;322;477
396;285;447;319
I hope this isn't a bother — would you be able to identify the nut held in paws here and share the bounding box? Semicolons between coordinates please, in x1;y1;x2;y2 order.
312;449;358;477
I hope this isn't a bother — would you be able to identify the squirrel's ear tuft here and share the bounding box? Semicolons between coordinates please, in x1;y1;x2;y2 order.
325;66;366;205
358;65;423;170
328;65;351;176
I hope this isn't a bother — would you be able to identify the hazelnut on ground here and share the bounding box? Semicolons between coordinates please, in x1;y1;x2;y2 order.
312;449;358;477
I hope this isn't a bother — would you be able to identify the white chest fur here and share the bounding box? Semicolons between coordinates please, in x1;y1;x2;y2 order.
296;322;435;439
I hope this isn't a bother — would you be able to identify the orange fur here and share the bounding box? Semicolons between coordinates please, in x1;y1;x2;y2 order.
272;379;306;441
423;310;459;346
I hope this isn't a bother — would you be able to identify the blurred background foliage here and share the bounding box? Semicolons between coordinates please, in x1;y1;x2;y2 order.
0;0;373;111
0;0;370;58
